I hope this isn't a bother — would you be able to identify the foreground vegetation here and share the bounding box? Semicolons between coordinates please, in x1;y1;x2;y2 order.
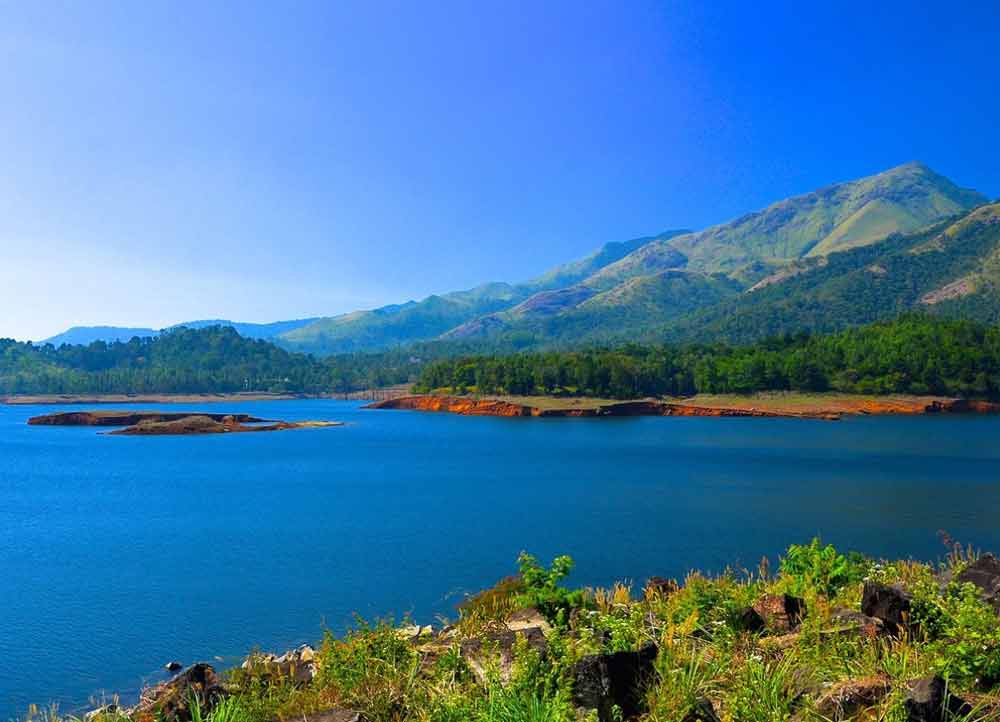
415;316;1000;399
40;538;1000;722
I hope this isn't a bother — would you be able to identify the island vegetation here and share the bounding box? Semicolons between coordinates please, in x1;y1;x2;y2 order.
44;538;1000;722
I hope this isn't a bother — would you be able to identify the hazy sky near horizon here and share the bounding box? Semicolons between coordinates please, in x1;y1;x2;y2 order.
2;1;999;341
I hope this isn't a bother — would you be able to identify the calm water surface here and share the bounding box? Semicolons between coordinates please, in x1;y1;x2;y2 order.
2;400;1000;716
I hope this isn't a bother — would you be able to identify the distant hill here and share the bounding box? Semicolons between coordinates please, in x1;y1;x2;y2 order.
42;318;318;346
4;326;334;394
42;326;158;346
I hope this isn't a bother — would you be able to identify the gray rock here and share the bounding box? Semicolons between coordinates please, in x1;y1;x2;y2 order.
955;553;1000;612
904;675;971;722
572;643;658;721
861;581;913;635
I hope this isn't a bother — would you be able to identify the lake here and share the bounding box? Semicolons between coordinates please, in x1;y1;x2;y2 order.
2;400;1000;717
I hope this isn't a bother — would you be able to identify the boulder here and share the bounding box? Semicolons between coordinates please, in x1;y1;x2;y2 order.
681;698;722;722
814;675;892;720
644;577;680;599
270;711;370;722
826;609;885;639
861;581;913;635
505;607;552;634
734;606;766;633
242;645;317;685
396;624;434;641
460;627;547;684
132;663;225;722
164;661;183;672
904;676;972;722
572;643;658;721
752;593;806;633
84;705;119;720
955;553;1000;612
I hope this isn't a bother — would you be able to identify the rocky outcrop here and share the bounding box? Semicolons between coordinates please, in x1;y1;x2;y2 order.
366;395;835;419
28;411;264;426
367;394;1000;420
815;675;892;720
29;410;341;435
572;643;658;721
904;676;972;722
459;627;548;683
861;581;914;635
752;593;806;634
954;553;1000;612
130;663;226;722
271;711;370;722
242;645;318;685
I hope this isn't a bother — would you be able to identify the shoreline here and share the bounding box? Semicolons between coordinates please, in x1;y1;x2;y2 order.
366;392;1000;420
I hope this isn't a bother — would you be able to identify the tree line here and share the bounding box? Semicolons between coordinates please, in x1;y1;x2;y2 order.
415;316;1000;399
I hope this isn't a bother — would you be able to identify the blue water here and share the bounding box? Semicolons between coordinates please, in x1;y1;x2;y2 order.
3;400;1000;717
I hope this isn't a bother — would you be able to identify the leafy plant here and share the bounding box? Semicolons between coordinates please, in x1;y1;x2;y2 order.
513;553;591;625
780;538;868;598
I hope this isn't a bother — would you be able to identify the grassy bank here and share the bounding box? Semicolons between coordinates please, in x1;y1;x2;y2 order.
36;539;1000;722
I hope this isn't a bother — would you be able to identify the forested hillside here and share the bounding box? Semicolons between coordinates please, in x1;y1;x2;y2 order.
0;327;334;394
416;316;1000;399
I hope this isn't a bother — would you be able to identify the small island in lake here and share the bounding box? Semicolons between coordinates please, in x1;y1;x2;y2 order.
28;410;342;435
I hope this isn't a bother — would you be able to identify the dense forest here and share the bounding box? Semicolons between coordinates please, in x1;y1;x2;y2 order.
5;316;1000;398
415;316;1000;399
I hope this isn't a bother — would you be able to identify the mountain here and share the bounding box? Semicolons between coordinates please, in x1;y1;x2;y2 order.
42;326;158;346
164;318;319;339
661;200;1000;344
38;163;988;356
42;318;317;346
445;162;988;344
275;230;689;355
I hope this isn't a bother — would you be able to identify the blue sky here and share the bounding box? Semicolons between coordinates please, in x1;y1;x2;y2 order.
2;1;998;340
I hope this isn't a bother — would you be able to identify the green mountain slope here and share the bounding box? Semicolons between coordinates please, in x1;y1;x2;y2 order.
663;201;1000;344
276;231;688;355
444;163;987;345
587;161;986;288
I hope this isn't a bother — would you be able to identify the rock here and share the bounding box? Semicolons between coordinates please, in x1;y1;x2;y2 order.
505;607;552;634
460;627;547;684
572;643;658;721
644;577;680;599
814;675;892;720
132;663;225;722
396;624;434;641
734;606;766;633
752;593;806;633
861;581;913;635
955;553;1000;612
84;705;119;720
164;661;183;672
242;645;317;685
269;711;370;722
904;675;972;722
826;609;885;639
681;698;722;722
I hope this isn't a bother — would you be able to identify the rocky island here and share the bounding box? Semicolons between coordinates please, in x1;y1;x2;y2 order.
28;411;342;435
74;541;1000;722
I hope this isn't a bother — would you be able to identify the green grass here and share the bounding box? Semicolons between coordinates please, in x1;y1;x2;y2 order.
35;540;1000;722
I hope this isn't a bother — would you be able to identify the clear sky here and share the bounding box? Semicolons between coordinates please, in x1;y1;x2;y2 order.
2;1;998;341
